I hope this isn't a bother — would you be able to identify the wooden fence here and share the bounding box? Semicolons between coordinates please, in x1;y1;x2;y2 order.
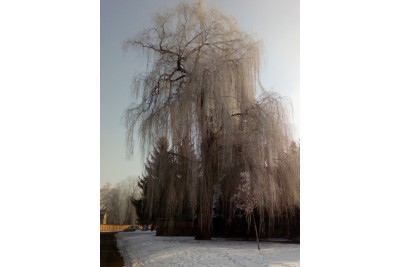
100;224;131;232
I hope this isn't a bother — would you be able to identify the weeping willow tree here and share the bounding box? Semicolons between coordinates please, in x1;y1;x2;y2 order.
125;0;299;240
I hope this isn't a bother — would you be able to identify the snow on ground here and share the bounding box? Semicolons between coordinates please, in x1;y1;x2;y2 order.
116;231;299;267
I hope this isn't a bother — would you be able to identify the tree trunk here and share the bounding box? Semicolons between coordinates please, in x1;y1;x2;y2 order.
252;212;260;250
195;188;213;240
195;131;216;240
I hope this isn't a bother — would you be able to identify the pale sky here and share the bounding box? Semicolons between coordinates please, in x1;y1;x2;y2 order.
100;0;299;186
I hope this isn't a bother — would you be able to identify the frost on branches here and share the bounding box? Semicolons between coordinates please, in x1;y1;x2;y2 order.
234;172;258;214
234;172;261;250
124;0;298;240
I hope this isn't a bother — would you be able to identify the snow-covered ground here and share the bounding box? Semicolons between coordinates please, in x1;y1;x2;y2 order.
116;231;299;267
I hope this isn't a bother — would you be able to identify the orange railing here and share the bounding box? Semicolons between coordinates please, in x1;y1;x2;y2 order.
100;224;131;232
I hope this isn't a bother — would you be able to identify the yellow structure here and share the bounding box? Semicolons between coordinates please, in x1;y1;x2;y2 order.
100;224;131;232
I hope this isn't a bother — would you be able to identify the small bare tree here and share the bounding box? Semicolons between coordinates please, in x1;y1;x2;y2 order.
119;176;141;225
234;172;261;250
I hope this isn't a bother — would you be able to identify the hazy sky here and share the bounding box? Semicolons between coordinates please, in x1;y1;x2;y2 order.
101;0;299;187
